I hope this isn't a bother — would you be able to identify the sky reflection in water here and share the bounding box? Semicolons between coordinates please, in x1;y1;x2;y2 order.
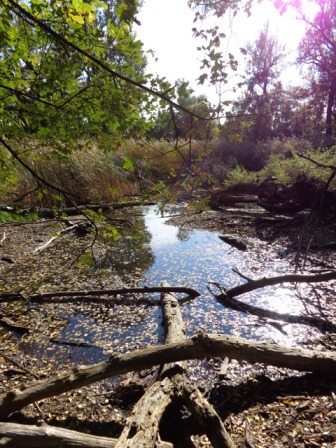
34;205;321;365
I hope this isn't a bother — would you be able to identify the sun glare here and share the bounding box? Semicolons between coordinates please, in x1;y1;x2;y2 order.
297;0;320;19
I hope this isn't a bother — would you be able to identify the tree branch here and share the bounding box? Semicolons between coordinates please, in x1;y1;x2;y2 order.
0;333;335;418
6;0;213;121
222;271;336;299
0;286;200;304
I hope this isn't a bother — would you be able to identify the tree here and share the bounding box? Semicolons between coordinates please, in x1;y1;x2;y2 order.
296;0;336;138
150;80;215;140
0;0;149;145
225;24;286;142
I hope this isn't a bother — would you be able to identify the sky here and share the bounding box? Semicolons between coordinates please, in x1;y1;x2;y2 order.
135;0;317;105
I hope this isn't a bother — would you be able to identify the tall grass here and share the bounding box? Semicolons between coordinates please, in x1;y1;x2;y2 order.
2;137;335;207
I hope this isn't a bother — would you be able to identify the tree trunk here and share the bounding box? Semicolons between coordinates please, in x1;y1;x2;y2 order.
326;76;336;137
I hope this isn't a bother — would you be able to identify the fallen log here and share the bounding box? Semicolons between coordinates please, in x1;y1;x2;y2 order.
0;422;117;448
115;378;173;448
161;281;187;346
0;334;335;419
117;281;235;448
0;422;174;448
159;282;235;447
115;281;188;447
0;201;156;219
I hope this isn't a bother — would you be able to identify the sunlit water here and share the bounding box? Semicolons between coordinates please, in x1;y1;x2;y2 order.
19;205;334;371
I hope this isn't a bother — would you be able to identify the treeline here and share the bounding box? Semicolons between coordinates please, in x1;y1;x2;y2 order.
0;0;336;208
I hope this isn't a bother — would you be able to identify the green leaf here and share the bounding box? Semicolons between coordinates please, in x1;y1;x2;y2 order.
123;156;134;172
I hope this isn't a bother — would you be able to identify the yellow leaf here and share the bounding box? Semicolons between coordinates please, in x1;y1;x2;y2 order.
69;13;84;24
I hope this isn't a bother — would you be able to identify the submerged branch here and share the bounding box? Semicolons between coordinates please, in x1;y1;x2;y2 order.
0;286;200;304
216;293;336;333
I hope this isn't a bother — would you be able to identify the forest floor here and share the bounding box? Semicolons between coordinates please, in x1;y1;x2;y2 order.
0;203;336;447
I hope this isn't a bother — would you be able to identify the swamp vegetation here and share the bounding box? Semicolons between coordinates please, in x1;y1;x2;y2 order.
1;0;336;446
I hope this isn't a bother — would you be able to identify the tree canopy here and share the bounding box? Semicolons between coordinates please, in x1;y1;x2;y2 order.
0;0;336;206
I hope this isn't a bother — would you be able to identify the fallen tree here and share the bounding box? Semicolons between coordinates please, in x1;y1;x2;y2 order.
0;332;335;420
1;273;336;445
115;281;235;448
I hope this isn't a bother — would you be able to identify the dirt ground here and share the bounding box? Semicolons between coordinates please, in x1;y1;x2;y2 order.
0;205;336;447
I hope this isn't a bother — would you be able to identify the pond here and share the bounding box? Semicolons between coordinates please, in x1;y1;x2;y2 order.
18;204;334;375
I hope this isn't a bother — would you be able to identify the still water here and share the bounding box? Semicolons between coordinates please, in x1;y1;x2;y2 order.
21;205;332;369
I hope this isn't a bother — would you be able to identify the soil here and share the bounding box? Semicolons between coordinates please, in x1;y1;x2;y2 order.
0;204;336;447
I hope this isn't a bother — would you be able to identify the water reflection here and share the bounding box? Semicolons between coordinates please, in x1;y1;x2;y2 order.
16;205;336;366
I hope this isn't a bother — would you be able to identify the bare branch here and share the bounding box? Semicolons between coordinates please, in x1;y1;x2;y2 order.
222;271;336;299
0;333;335;418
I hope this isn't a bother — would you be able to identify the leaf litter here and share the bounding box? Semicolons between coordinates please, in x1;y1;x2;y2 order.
0;204;336;446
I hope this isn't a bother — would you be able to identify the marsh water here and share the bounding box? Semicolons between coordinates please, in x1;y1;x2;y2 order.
18;204;334;375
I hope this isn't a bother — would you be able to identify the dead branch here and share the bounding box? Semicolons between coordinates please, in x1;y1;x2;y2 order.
33;224;80;253
0;232;6;245
49;338;98;348
180;383;236;448
0;351;39;379
223;270;336;298
0;316;29;334
0;286;200;304
0;422;117;448
0;333;335;419
216;293;336;333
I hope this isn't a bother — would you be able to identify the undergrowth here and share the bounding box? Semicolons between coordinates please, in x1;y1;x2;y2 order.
1;137;335;207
